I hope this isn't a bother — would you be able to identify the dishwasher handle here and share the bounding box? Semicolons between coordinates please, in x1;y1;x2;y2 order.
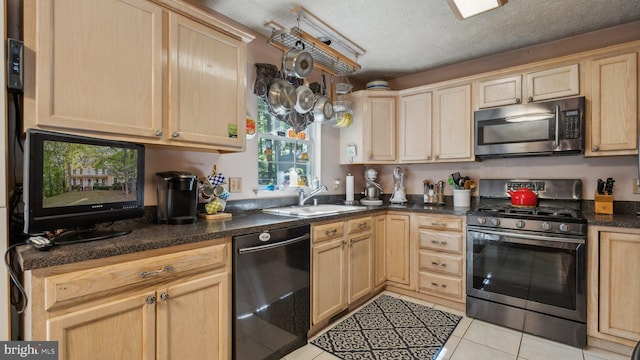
237;233;310;254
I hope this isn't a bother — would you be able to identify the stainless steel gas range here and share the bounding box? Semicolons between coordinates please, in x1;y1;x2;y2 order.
466;179;587;348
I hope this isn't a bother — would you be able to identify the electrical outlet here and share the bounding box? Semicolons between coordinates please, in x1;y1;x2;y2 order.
229;177;242;193
634;178;640;194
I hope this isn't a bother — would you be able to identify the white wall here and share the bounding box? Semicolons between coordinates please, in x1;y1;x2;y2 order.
359;156;638;201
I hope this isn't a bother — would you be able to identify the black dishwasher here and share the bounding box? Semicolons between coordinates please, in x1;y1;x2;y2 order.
233;225;310;360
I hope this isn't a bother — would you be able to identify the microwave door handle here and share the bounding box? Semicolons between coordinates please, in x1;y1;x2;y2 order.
554;105;560;146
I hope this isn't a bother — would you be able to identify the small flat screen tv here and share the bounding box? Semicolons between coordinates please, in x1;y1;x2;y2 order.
24;129;145;243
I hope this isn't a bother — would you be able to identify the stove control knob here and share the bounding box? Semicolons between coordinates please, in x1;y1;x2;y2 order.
541;222;551;230
515;220;525;229
491;218;500;226
477;217;486;225
559;223;569;232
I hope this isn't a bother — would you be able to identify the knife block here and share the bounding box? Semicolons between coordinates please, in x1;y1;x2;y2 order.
594;192;613;215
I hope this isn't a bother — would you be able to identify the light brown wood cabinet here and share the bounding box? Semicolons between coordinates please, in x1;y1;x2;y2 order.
398;83;473;164
24;0;252;152
23;240;231;360
585;52;638;156
311;217;373;325
374;215;387;286
477;64;580;108
588;226;640;349
385;213;411;287
415;214;466;304
340;90;397;164
433;84;474;162
398;91;433;162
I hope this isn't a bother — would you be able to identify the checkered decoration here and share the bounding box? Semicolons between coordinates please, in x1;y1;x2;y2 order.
208;173;226;186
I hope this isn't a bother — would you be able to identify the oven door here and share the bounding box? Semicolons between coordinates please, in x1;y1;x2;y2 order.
466;226;586;322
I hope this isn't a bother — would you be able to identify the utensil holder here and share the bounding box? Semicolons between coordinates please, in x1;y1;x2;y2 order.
453;189;471;208
594;192;613;215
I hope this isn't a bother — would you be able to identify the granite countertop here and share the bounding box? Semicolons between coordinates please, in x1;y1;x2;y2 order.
16;202;640;271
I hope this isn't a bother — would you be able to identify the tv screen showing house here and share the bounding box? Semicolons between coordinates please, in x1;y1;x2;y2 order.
42;140;140;208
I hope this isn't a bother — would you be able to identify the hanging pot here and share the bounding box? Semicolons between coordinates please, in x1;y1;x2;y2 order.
294;81;314;114
284;47;313;79
267;79;296;115
312;74;334;122
507;185;538;207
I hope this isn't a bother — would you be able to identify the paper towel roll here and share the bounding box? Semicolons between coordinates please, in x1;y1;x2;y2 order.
346;174;355;202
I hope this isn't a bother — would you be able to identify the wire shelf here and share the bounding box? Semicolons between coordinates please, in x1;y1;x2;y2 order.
269;27;361;77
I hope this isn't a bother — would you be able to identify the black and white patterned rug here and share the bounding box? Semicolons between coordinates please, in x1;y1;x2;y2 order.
311;294;462;360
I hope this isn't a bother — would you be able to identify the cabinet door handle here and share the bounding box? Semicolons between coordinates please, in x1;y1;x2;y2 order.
430;222;447;227
146;295;156;304
592;145;599;152
515;97;521;104
155;130;163;137
140;265;174;278
527;96;533;103
342;240;347;247
431;261;447;267
160;292;170;302
431;282;447;288
326;229;337;236
172;131;180;138
430;240;448;245
358;223;367;229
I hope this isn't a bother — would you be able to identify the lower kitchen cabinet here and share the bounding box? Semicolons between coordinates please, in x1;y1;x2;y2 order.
588;226;640;349
374;215;387;286
385;213;411;287
23;240;231;360
311;216;373;325
415;214;466;304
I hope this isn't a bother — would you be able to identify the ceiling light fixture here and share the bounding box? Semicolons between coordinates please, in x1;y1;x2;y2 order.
446;0;507;19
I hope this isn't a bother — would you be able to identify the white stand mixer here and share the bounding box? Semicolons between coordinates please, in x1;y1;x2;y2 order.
360;168;384;205
390;167;407;204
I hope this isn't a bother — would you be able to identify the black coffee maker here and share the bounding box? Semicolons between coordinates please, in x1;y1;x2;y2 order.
156;171;198;224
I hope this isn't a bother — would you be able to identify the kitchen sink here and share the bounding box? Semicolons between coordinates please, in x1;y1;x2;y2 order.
262;204;367;217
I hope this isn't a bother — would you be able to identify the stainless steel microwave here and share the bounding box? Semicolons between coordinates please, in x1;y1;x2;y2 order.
474;96;585;158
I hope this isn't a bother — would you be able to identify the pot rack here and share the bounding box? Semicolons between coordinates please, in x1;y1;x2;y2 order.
268;27;361;77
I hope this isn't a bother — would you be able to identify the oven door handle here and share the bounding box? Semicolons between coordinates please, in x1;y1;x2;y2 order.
555;104;560;147
237;233;310;254
469;228;585;245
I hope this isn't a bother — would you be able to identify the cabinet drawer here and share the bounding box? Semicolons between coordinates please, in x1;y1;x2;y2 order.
418;230;463;254
313;221;344;243
347;216;372;234
419;272;463;300
44;243;227;310
417;216;462;232
419;251;462;276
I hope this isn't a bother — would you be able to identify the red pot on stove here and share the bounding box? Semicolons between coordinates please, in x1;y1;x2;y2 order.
508;187;538;207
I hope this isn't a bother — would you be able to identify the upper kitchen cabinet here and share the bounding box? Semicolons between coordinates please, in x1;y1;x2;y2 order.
585;52;638;157
167;13;247;149
398;91;432;162
23;0;253;152
398;83;474;163
433;83;474;162
340;90;397;164
477;64;580;108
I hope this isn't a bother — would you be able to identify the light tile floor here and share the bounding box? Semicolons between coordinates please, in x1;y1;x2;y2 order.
282;291;630;360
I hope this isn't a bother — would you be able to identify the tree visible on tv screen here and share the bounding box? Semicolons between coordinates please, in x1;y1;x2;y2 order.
42;141;138;208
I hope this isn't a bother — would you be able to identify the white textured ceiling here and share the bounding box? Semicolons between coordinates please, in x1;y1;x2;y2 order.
196;0;640;83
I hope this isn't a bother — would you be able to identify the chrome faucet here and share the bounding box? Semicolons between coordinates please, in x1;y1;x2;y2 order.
298;186;328;206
